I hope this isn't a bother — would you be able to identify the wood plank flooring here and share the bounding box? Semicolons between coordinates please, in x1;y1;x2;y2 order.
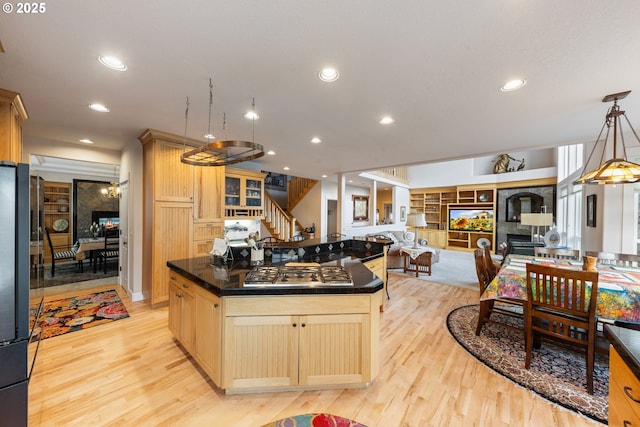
28;273;603;427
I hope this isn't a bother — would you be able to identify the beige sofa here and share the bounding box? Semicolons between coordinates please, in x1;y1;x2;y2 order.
366;230;440;269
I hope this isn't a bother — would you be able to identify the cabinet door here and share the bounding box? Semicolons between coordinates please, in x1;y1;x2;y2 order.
223;315;299;390
298;314;368;386
168;279;195;352
224;175;241;208
152;141;194;202
194;166;224;222
244;178;263;208
194;289;221;384
152;203;193;305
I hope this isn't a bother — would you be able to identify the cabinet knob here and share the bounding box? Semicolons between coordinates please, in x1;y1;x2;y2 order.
292;323;297;327
182;283;189;289
213;303;219;308
301;323;306;327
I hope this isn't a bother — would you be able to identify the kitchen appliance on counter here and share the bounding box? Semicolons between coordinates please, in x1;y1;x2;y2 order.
244;264;353;287
0;162;32;426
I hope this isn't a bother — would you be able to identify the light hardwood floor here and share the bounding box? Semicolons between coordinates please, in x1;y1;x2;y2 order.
28;273;603;427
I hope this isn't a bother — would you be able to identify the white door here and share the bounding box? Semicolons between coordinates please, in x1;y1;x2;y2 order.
119;179;129;292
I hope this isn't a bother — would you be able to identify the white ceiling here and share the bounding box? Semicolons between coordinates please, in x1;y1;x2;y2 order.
2;1;640;181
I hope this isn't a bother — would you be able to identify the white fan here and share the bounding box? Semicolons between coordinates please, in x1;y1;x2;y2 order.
544;230;561;246
477;237;491;248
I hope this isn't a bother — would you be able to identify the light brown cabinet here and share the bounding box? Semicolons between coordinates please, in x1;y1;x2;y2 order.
609;346;640;427
43;181;72;263
224;167;265;218
194;286;222;385
223;296;373;392
168;276;196;353
0;88;28;164
363;252;387;310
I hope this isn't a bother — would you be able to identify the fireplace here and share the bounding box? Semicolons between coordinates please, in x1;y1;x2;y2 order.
91;211;119;228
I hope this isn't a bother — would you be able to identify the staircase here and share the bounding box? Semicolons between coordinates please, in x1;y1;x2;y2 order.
262;176;318;241
263;192;297;241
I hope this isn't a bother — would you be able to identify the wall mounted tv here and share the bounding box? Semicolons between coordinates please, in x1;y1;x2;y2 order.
449;208;494;232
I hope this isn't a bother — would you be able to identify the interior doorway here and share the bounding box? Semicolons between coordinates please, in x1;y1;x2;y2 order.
327;199;337;235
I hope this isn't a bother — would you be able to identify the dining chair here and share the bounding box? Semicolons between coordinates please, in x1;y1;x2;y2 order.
44;227;82;276
474;248;523;336
95;228;120;273
534;247;580;260
524;263;599;394
584;251;640;267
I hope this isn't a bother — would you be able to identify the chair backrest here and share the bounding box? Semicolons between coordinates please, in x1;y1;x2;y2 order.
104;228;120;251
534;247;580;260
43;226;54;253
473;248;491;296
525;263;598;318
584;251;640;267
482;246;498;280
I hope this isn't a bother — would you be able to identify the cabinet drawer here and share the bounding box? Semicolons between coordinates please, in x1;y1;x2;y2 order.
610;346;640;424
194;222;223;240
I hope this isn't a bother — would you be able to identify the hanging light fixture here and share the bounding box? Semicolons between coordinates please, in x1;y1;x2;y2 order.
101;165;120;198
180;78;264;166
575;90;640;185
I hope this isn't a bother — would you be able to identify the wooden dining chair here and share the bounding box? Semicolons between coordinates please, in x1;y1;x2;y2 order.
474;248;523;336
95;228;120;273
585;251;640;267
524;263;599;394
534;247;580;260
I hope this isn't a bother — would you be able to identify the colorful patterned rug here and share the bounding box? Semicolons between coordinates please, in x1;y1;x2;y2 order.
261;413;367;427
446;305;608;424
30;289;129;341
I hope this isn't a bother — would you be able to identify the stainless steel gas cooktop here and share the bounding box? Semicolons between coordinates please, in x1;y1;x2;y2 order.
243;265;353;287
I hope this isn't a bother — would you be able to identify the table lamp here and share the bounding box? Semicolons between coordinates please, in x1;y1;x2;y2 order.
520;213;553;242
406;213;427;248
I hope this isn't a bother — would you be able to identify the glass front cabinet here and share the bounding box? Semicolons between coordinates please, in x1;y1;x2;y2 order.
224;168;265;218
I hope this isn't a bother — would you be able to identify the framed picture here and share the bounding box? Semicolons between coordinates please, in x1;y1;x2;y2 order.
586;194;596;227
352;195;369;221
400;206;406;222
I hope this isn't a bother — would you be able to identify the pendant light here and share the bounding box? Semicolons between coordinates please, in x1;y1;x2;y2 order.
101;165;120;198
575;90;640;185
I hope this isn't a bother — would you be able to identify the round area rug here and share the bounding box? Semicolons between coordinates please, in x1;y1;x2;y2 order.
446;304;608;424
261;413;367;427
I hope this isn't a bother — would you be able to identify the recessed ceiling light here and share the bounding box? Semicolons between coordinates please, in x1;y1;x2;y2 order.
310;137;322;144
379;116;395;125
89;103;110;112
321;174;328;178
79;138;94;144
267;150;276;155
204;133;215;140
98;55;127;71
319;67;339;82
283;166;290;171
500;79;527;92
244;111;259;120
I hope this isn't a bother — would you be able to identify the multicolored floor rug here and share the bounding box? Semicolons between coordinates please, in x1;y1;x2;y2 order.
262;413;367;427
446;304;608;424
30;289;129;341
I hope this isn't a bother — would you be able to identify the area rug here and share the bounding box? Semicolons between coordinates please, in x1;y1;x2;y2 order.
446;305;608;424
261;413;367;427
30;289;129;341
33;262;118;288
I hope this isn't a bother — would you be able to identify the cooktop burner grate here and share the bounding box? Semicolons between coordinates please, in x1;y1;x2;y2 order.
244;265;352;286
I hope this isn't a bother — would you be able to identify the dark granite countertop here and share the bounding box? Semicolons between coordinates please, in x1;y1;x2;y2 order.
605;324;640;380
167;246;384;297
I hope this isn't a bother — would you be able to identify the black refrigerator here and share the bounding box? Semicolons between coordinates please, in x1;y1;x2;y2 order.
0;162;31;426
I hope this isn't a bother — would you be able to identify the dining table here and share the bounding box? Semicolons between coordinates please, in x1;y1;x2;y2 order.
482;254;640;322
75;236;119;261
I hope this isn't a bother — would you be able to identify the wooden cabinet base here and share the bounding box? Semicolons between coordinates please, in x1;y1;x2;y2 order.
167;271;381;394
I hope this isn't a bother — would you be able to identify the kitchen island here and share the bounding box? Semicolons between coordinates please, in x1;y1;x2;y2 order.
166;238;386;394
